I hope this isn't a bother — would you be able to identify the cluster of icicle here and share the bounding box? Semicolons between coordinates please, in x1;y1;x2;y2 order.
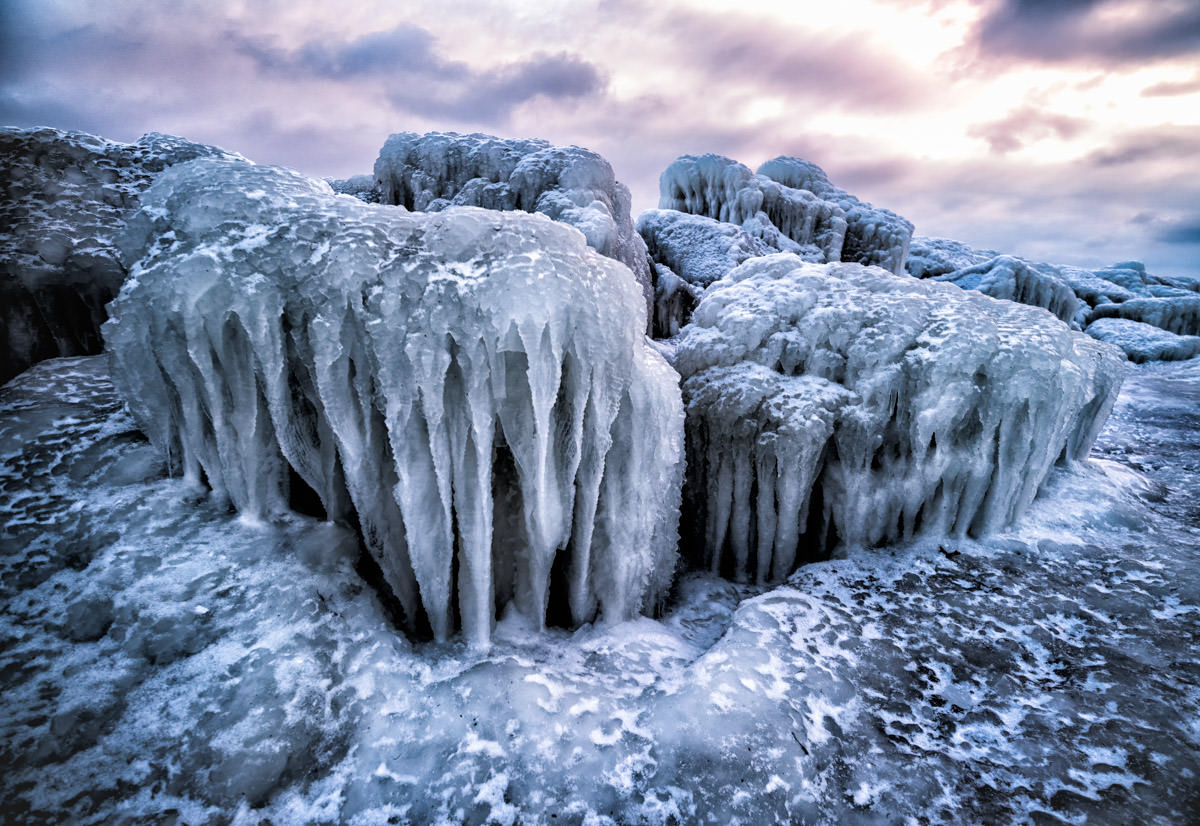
673;255;1124;581
106;157;683;647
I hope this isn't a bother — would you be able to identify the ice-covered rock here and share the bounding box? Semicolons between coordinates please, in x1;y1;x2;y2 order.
1085;318;1200;363
326;173;381;203
105;157;683;646
674;255;1123;579
931;255;1084;328
905;236;1000;279
757;156;914;276
1087;295;1200;337
636;209;784;336
0;127;236;382
372;132;653;317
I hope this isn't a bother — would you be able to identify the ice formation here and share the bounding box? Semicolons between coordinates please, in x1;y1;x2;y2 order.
1085;318;1200;363
0;127;236;382
1087;295;1200;337
674;255;1124;579
104;158;683;646
930;255;1083;327
905;236;1000;279
757;156;914;276
372;132;653;316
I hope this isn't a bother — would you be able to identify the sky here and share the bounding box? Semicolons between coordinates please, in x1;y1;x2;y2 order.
2;0;1199;277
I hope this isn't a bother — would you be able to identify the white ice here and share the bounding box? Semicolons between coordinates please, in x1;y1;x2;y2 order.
104;157;683;646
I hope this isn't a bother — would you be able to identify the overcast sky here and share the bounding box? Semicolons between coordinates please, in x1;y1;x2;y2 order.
3;0;1199;276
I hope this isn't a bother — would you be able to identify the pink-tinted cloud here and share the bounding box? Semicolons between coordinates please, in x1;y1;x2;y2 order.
967;106;1090;154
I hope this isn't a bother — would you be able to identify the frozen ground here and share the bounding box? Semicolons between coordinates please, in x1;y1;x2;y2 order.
1;354;1198;825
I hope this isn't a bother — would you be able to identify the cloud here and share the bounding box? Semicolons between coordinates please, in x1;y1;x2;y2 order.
1087;128;1200;166
974;0;1200;65
1141;74;1200;97
238;25;604;123
658;8;935;112
1157;217;1200;244
967;105;1089;153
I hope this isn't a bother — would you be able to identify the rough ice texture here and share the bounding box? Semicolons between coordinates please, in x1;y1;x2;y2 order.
1086;318;1200;363
636;209;780;336
372;131;653;317
104;158;684;646
757;156;914;276
326;173;380;203
905;236;1000;279
0;127;236;382
658;154;846;263
673;255;1124;580
1087;295;1200;337
931;255;1083;328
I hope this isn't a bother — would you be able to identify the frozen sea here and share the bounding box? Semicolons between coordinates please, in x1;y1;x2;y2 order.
1;354;1197;825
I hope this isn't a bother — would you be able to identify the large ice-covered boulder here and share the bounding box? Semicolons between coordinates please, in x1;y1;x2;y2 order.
658;154;846;265
372;132;653;316
105;158;684;646
0;127;237;382
905;236;1000;279
1087;295;1200;338
757;156;914;276
674;255;1124;580
1085;318;1200;363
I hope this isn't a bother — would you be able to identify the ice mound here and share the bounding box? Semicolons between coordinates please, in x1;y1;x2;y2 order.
658;153;847;262
674;255;1124;579
931;254;1083;327
104;158;683;646
372;131;652;315
905;236;1000;279
757;156;914;276
1088;295;1200;337
636;209;778;336
1086;318;1200;363
0;127;236;382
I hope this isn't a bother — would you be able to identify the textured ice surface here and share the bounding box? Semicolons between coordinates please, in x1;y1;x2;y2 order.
1088;295;1200;337
905;236;1000;279
373;132;652;316
2;354;1197;825
1086;317;1200;363
0;127;235;382
673;255;1124;577
931;255;1083;328
105;158;683;646
327;173;381;203
658;154;846;263
636;209;778;336
757;156;914;276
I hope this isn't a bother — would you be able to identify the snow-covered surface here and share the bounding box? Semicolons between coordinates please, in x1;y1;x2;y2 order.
930;255;1083;328
2;349;1197;825
373;132;652;316
756;156;913;276
1086;317;1200;363
104;157;682;646
674;255;1124;575
0;127;236;382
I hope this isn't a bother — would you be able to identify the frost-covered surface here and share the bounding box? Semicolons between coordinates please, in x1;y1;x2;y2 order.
674;255;1124;576
1086;317;1200;364
905;236;1000;279
657;154;846;263
3;351;1198;825
0;127;235;383
1088;295;1200;338
372;132;652;314
636;209;778;336
327;173;381;203
757;156;914;276
105;158;682;646
931;255;1083;328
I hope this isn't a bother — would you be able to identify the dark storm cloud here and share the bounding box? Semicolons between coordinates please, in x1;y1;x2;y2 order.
659;8;933;111
1157;218;1200;244
238;25;604;123
974;0;1200;64
967;106;1089;153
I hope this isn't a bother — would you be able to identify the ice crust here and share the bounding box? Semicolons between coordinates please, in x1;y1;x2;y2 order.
0;127;236;382
930;255;1083;327
1086;317;1200;363
372;131;653;317
674;255;1124;579
756;156;914;276
104;158;683;646
1087;295;1200;337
